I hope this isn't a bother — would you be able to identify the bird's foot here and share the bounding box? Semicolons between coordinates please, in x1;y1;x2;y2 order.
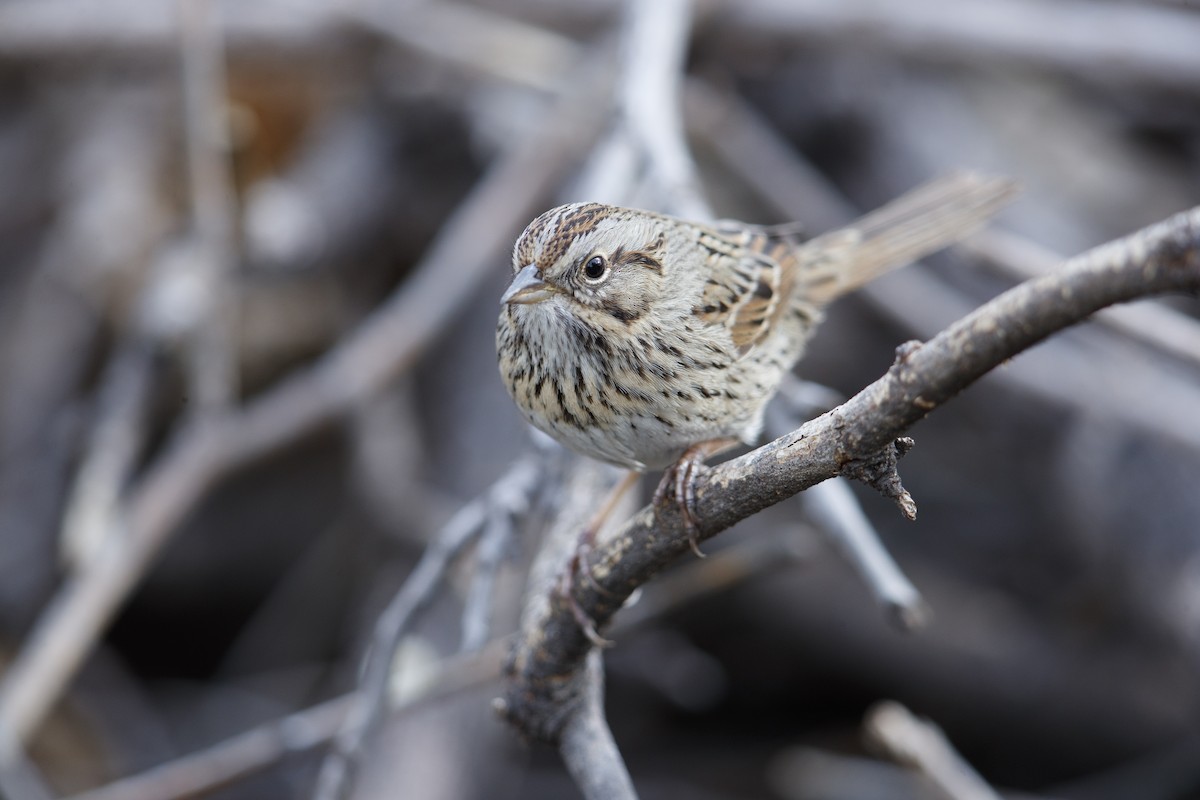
558;538;614;648
556;470;640;648
653;438;739;558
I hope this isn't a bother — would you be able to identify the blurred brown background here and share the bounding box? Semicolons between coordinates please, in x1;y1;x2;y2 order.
1;0;1199;798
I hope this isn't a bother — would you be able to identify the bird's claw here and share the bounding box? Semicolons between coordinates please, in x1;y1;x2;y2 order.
558;551;613;648
654;448;710;558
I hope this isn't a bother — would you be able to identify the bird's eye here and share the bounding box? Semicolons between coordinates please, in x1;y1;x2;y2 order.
583;255;607;281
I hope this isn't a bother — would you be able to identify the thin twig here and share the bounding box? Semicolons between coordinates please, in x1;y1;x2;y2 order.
77;695;348;800
315;451;547;800
60;514;795;800
502;202;1200;743
312;501;489;800
575;0;706;218
619;0;708;219
5;0;1200;91
718;0;1200;90
177;0;238;414
558;651;637;800
460;500;522;654
803;479;929;631
765;377;927;631
58;339;157;572
61;518;796;800
57;236;207;573
349;1;577;92
0;52;613;750
865;701;1004;800
63;640;508;800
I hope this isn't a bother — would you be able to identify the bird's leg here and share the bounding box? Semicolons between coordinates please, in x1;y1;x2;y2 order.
653;438;740;558
560;469;641;647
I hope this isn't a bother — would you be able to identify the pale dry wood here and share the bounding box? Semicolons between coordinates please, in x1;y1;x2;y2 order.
58;340;155;571
865;701;1004;800
575;0;707;219
350;0;577;91
314;449;546;800
6;0;1199;92
57;511;794;800
718;0;1200;89
559;652;636;800
178;0;239;415
63;641;507;800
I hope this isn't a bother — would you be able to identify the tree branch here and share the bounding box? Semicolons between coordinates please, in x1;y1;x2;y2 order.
63;641;507;800
717;0;1200;90
177;0;239;416
557;652;637;800
967;228;1200;370
865;701;1004;800
501;203;1200;742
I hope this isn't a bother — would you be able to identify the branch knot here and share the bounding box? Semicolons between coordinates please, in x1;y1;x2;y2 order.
841;437;917;521
496;662;588;744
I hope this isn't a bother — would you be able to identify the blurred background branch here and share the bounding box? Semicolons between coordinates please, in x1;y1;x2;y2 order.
0;0;1196;798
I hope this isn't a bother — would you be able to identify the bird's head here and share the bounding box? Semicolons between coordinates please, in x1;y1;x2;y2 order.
503;202;668;325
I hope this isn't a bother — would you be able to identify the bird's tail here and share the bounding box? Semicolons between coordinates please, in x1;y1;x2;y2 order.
798;172;1016;305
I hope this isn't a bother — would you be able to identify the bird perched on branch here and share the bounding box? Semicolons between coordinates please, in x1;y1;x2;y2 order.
497;173;1014;556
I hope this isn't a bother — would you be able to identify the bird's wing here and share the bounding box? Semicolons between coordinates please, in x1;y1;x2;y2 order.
693;172;1016;356
691;225;796;357
691;172;1015;357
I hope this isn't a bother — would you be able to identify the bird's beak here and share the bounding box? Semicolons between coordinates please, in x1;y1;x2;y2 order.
502;264;553;305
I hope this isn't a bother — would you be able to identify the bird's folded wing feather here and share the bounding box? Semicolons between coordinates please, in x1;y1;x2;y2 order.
692;172;1015;358
692;227;792;355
